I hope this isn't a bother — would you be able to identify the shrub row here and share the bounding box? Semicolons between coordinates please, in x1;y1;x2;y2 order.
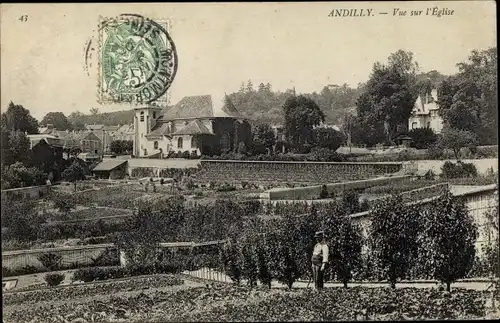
220;191;485;291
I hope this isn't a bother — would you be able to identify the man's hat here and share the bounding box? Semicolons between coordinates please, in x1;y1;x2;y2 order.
314;231;325;238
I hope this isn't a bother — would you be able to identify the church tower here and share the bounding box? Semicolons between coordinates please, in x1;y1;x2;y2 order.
133;106;162;157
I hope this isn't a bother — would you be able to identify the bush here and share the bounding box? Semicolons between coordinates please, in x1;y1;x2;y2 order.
181;151;191;159
342;190;361;214
44;273;65;287
441;161;478;179
319;185;329;199
91;247;120;267
408;128;437;149
217;184;237;192
50;191;77;214
37;253;62;271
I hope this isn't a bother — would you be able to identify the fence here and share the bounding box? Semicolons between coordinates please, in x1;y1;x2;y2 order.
2;240;228;272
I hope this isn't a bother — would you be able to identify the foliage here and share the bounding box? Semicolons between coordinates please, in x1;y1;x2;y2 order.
0;101;39;134
251;123;276;154
1;162;47;189
418;190;478;291
44;273;65;287
61;160;87;191
342;190;362;214
1;196;44;241
283;95;325;151
322;208;364;287
441;161;478;179
355;50;419;144
37;253;63;271
40;112;73;130
369;195;421;288
3;285;492;322
408;128;437;149
437;47;497;145
109;140;133;155
312;127;346;151
438;127;478;160
49;191;77;214
1;129;33;166
319;184;329;199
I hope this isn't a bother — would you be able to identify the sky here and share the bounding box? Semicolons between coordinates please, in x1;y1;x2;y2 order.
1;1;496;121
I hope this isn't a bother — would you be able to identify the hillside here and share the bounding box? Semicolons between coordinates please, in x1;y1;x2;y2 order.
67;72;447;127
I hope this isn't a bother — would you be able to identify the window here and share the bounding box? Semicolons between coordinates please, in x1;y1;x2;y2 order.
191;137;197;148
154;141;158;149
426;122;431;128
411;122;417;129
153;112;156;119
177;137;183;149
140;111;144;122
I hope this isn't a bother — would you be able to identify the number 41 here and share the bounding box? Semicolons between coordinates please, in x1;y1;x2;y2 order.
19;15;28;22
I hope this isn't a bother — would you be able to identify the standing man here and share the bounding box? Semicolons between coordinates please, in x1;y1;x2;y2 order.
311;231;329;290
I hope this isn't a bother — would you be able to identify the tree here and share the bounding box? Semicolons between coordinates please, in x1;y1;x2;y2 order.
283;95;325;151
369;195;421;288
110;140;124;154
324;213;363;288
312;127;346;151
40;112;73;130
272;215;302;289
355;51;418;144
2;130;32;166
420;190;478;291
1;102;39;134
438;126;478;160
89;107;100;115
246;80;254;92
61;160;86;191
437;47;497;144
252;123;276;154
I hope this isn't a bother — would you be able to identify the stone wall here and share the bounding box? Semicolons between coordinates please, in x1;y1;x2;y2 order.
1;184;51;203
263;175;412;200
195;160;403;184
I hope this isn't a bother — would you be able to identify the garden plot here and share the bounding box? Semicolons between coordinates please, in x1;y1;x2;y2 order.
2;277;498;322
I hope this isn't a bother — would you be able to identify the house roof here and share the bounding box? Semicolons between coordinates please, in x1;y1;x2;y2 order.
86;124;104;131
117;124;134;133
160;95;245;120
172;119;214;136
92;160;127;172
103;125;120;132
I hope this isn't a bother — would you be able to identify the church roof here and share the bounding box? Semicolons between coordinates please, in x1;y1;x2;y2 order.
172;119;214;136
160;95;245;120
148;123;171;136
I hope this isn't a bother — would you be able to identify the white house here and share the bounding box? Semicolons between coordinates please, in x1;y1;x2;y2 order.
408;89;444;134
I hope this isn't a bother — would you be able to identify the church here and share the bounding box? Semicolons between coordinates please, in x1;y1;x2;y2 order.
133;95;252;158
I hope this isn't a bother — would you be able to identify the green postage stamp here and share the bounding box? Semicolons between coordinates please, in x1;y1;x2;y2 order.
98;14;177;105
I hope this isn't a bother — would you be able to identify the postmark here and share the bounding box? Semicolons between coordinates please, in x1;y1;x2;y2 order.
97;14;177;105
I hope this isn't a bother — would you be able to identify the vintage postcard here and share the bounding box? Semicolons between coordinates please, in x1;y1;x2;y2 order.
1;1;498;322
